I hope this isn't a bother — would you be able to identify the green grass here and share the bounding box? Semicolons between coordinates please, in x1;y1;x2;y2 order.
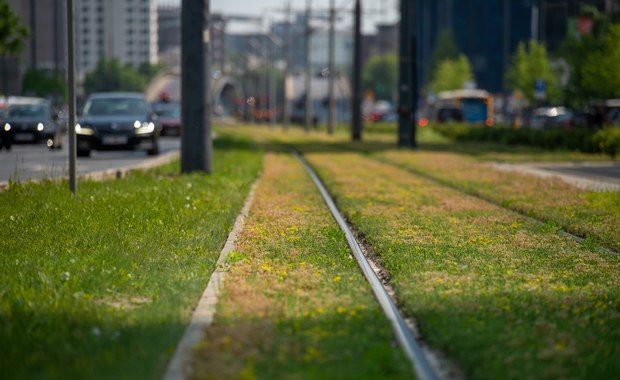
303;151;620;380
371;150;620;252
190;151;412;379
0;134;262;380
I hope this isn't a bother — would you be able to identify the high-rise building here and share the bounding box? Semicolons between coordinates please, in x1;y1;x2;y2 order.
414;0;614;93
1;0;66;96
75;0;158;81
1;0;159;95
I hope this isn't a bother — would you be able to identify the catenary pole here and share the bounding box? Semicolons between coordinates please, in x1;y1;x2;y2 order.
181;0;211;173
67;0;77;193
352;0;362;141
397;0;416;147
304;0;313;131
283;0;292;130
327;0;336;135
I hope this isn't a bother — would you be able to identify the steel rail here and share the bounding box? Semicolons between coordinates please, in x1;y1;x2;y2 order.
293;151;439;380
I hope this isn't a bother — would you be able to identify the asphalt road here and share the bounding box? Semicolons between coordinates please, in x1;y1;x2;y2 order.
0;137;180;184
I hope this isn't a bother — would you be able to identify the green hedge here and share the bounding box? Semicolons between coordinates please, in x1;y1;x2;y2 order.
431;123;600;153
593;127;620;158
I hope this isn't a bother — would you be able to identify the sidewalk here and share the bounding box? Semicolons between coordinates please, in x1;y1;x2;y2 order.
492;161;620;191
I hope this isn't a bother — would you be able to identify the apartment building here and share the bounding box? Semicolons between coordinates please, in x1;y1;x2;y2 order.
75;0;158;80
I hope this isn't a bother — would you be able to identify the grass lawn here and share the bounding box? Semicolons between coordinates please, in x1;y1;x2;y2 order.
223;125;619;379
0;134;262;380
233;125;619;252
303;150;620;380
372;149;620;252
190;151;412;379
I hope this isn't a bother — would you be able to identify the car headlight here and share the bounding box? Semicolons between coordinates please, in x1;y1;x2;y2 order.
37;122;45;131
3;123;10;131
135;122;155;135
75;123;95;135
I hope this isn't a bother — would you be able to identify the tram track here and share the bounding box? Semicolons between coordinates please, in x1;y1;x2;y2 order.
293;150;444;380
293;145;617;379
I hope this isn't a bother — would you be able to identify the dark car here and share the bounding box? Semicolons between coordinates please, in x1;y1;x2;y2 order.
2;97;63;150
528;107;573;129
76;92;161;157
153;102;181;136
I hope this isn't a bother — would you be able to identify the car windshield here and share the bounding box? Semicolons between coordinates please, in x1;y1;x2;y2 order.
8;104;49;118
83;97;147;116
160;108;180;117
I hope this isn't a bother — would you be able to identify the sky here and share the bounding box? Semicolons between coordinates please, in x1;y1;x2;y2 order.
158;0;399;33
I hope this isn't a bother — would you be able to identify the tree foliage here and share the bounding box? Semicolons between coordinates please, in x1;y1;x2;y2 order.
580;24;620;100
362;53;397;100
0;0;29;55
505;40;560;104
427;29;459;83
558;6;620;105
428;54;474;93
83;59;163;95
22;69;67;103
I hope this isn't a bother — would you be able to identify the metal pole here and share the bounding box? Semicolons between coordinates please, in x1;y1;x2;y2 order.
181;0;211;173
410;5;418;149
327;0;336;135
67;0;77;193
398;0;417;147
352;0;362;141
531;3;539;41
283;0;292;130
304;0;313;131
30;0;37;69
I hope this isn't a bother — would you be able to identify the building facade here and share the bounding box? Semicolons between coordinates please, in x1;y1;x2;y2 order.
1;0;66;96
75;0;158;81
413;0;614;93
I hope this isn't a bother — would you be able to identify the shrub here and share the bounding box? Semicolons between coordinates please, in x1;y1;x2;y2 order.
431;123;599;153
593;127;620;158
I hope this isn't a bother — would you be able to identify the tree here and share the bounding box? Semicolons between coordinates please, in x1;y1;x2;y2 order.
83;58;147;95
22;69;67;103
362;53;397;100
580;24;620;100
558;5;618;105
426;29;459;84
428;54;474;93
505;40;560;104
0;0;28;55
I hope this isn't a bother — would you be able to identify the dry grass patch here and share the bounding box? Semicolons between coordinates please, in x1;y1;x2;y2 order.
374;150;620;252
190;152;412;380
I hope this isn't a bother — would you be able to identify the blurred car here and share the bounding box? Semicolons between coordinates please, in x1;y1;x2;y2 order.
368;100;396;122
154;102;181;136
528;107;573;129
76;92;161;157
2;97;64;150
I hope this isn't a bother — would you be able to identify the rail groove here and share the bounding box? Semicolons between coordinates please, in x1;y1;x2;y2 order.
293;151;440;380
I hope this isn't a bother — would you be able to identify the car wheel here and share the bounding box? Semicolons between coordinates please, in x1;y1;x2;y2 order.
77;149;91;157
147;143;160;156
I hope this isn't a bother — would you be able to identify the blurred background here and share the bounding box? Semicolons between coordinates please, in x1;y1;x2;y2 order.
1;0;620;132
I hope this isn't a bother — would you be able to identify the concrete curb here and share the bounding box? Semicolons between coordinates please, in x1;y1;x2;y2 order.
162;178;260;380
0;150;179;191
